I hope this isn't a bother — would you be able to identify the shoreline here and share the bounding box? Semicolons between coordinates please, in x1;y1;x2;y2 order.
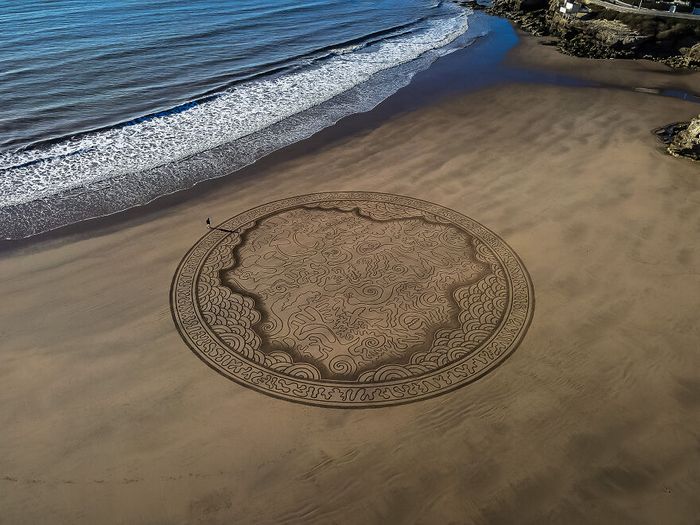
0;6;473;243
2;13;698;254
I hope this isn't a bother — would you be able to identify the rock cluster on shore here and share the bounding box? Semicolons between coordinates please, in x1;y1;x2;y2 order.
484;0;700;67
553;18;650;58
667;115;700;160
655;115;700;160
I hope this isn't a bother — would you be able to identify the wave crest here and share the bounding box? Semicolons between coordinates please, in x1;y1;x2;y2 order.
0;10;472;239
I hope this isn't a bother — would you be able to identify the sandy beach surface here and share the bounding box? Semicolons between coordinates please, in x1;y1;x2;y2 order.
1;25;700;524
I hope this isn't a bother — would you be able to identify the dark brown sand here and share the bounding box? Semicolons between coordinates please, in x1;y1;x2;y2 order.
1;29;700;524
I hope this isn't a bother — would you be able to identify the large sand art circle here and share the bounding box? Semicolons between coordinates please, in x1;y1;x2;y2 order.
171;192;534;407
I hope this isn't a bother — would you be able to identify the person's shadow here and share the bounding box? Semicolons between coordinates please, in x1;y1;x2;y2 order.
206;217;236;234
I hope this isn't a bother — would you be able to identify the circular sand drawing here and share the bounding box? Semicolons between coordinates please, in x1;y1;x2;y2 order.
171;192;533;407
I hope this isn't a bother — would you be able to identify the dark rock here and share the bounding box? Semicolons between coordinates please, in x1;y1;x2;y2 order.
453;0;490;9
667;115;700;160
654;122;690;144
681;42;700;65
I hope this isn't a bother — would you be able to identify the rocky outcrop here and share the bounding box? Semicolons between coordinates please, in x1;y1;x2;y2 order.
488;0;552;35
553;18;652;58
486;0;700;67
667;116;700;160
677;42;700;66
655;116;700;160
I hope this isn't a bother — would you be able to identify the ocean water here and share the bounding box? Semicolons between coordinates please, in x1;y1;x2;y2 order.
0;0;476;239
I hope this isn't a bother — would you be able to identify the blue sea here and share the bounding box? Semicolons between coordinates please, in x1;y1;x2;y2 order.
0;0;476;238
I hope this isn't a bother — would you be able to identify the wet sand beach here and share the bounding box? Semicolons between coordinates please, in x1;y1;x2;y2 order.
1;20;700;524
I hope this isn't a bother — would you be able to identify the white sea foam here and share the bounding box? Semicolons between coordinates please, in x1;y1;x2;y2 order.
0;10;474;238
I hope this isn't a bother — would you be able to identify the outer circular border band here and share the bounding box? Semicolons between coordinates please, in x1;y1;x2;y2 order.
170;192;535;408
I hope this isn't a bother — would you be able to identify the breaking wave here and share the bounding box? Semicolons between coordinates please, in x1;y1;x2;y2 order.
0;9;472;239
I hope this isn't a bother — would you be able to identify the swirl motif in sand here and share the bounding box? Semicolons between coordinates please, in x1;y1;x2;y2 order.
171;192;534;407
